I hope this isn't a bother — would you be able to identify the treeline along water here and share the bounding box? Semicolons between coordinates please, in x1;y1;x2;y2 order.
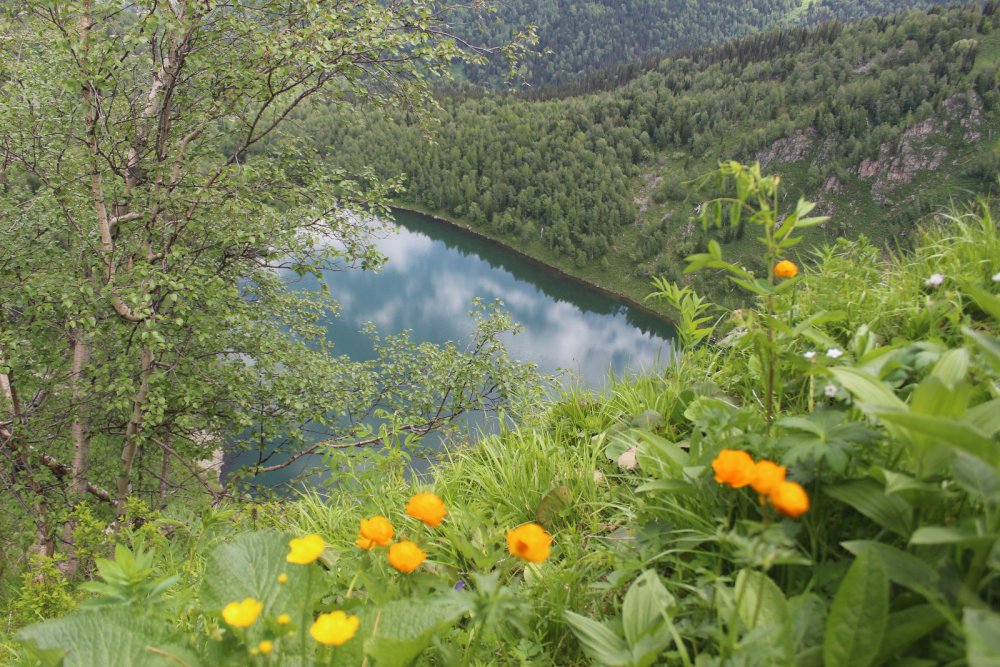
224;209;676;489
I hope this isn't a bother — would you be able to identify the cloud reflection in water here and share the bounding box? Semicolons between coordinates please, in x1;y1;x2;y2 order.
283;212;675;389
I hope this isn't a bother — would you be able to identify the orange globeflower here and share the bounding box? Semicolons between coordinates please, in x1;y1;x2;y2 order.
355;535;375;550
711;449;756;488
774;259;798;279
359;515;394;547
750;460;787;496
769;481;810;518
406;492;448;527
506;523;552;563
387;541;427;573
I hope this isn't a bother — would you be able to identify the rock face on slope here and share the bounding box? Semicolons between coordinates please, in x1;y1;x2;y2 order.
756;91;985;204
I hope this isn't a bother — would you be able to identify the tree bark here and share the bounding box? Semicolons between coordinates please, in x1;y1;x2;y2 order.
60;328;92;575
115;347;154;518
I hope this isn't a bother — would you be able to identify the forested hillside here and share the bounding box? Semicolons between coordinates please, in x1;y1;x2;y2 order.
460;0;975;86
296;4;1000;304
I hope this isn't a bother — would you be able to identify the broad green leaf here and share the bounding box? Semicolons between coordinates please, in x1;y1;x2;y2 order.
364;598;466;667
909;526;997;547
828;367;906;412
952;453;1000;505
825;479;913;538
631;629;675;667
634;479;697;495
964;608;1000;667
875;412;1000;470
17;609;202;667
794;646;824;666
788;593;826;654
967;399;1000;436
635;430;689;475
876;605;945;664
872;468;940;497
929;348;969;387
841;540;938;598
565;611;631;666
964;327;1000;373
965;284;1000;321
201;531;312;619
909;376;972;418
622;570;673;647
822;550;888;667
735;569;788;630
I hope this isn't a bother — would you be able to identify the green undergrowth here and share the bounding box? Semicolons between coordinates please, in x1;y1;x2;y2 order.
5;167;1000;665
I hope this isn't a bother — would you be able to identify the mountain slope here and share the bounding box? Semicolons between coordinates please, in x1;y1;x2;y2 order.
460;0;975;86
292;4;999;306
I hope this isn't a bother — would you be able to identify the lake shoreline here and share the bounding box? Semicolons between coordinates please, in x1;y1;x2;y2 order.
389;204;675;324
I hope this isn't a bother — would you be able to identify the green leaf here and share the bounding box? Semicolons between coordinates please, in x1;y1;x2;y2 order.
828;368;907;412
929;348;969;387
536;485;573;529
634;479;697;495
967;399;1000;437
909;526;997;547
200;531;312;618
876;605;945;664
796;216;829;228
964;327;1000;373
735;569;788;630
565;611;631;666
795;646;824;667
872;468;940;497
964;608;1000;667
875;412;1000;470
621;570;673;648
840;540;938;598
952;453;1000;505
17;609;202;667
364;598;466;667
965;284;1000;321
822;550;888;667
825;479;913;538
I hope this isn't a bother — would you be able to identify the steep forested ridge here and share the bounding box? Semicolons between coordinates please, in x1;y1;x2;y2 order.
293;4;999;303
460;0;974;86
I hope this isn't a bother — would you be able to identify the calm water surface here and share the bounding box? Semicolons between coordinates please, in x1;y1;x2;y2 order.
292;209;676;382
227;209;675;488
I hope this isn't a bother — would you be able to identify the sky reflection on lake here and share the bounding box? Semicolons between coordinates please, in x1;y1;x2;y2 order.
284;209;675;387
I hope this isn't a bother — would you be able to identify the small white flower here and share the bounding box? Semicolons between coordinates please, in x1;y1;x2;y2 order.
925;273;944;288
826;348;844;359
803;351;817;360
617;447;638;471
992;272;1000;283
824;383;838;398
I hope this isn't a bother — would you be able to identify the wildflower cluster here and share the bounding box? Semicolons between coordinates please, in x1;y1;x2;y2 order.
217;532;362;657
207;488;555;665
354;491;447;573
355;491;554;571
712;449;810;518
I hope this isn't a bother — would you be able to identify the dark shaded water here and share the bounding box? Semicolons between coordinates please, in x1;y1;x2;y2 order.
227;209;676;488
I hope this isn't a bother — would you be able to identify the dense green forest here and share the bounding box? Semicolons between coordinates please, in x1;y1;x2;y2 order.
296;3;1000;304
459;0;976;86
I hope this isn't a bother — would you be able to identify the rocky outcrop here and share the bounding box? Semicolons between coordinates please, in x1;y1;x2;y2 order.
856;119;947;202
756;128;816;169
